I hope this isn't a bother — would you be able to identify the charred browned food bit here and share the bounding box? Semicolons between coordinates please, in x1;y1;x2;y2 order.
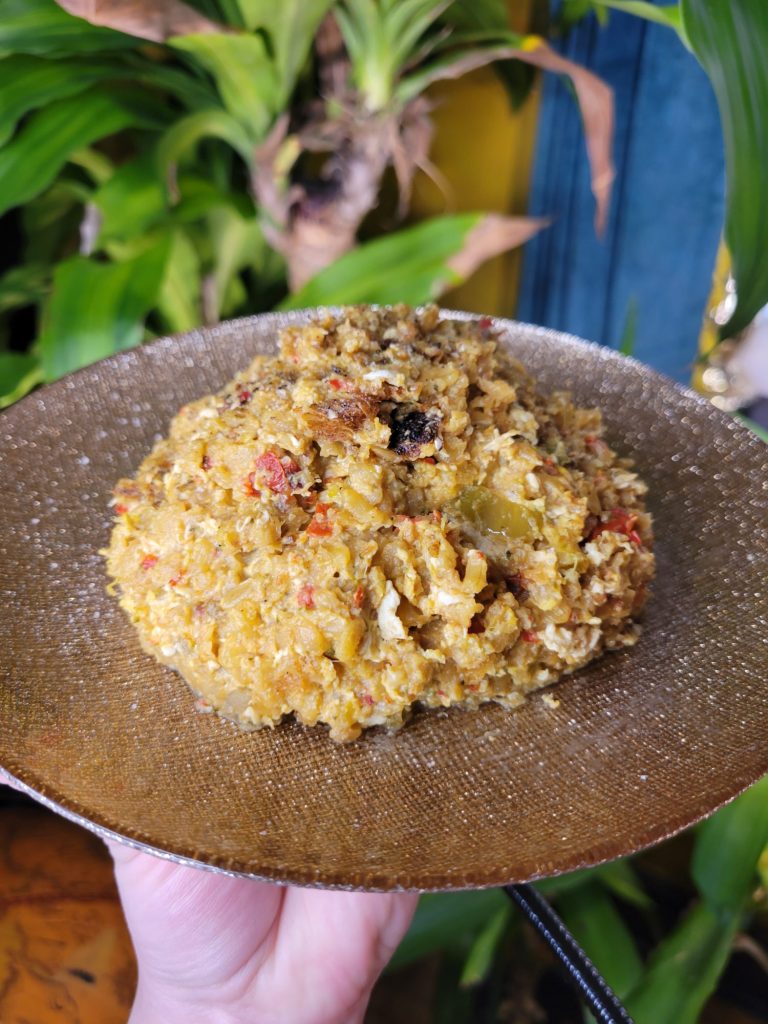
113;480;143;502
468;613;485;634
387;405;441;458
306;392;381;442
506;573;530;603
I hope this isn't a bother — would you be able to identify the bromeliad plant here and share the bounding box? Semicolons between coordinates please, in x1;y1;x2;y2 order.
0;0;614;404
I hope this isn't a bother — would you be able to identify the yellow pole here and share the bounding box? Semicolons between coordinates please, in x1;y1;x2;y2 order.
410;0;540;317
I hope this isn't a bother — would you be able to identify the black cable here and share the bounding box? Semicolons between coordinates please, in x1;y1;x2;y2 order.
504;883;635;1024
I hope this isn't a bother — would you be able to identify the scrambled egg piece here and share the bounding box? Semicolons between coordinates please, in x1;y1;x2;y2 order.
105;306;655;741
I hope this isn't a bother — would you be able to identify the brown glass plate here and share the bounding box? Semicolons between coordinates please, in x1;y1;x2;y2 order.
1;311;766;891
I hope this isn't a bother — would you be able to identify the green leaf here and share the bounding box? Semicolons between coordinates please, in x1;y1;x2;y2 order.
389;889;508;971
692;775;768;913
39;241;170;380
68;146;115;186
459;905;510;988
125;58;219;111
279;214;476;307
625;902;740;1024
535;870;595;899
759;843;768;890
448;0;509;29
536;859;651;908
180;0;222;19
435;945;476;1024
338;0;449;111
173;177;253;223
156;229;202;333
205;204;263;321
170;34;278;141
384;0;454;77
93;153;167;243
619;296;638;356
280;213;544;308
0;352;42;408
156;108;255;181
596;858;652;909
535;865;602;898
557;883;643;999
0;55;127;148
236;0;334;105
0;264;49;315
0;0;135;54
0;52;215;146
560;0;610;28
21;180;87;264
0;90;151;218
734;412;768;444
682;0;768;338
588;1;687;40
214;0;246;28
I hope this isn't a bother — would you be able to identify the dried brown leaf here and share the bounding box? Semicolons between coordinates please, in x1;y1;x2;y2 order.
414;41;614;234
446;213;550;280
522;43;614;235
54;0;226;42
391;99;433;218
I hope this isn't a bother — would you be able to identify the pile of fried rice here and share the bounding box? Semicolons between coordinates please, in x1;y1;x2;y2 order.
105;305;654;741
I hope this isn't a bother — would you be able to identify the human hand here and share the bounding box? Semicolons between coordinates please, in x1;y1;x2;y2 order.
109;841;418;1024
0;772;416;1022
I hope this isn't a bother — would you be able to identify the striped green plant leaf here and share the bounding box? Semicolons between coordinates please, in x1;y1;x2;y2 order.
0;352;42;408
692;775;768;913
388;889;508;971
0;55;132;147
233;0;334;105
93;152;167;243
0;0;135;55
682;0;768;338
557;882;643;999
0;263;49;316
280;213;545;308
156;108;255;184
170;34;278;141
156;229;202;333
588;1;687;39
0;90;154;217
205;204;264;322
625;902;740;1024
39;240;170;380
459;905;511;987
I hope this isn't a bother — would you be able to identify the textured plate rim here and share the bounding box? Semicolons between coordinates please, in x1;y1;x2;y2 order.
2;766;763;893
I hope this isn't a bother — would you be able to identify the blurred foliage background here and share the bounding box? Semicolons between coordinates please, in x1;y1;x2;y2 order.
0;0;766;1021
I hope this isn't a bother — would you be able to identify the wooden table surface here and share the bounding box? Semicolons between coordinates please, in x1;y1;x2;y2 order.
0;797;136;1023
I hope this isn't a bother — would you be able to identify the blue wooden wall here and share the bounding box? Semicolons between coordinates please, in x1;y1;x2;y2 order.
516;6;725;381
